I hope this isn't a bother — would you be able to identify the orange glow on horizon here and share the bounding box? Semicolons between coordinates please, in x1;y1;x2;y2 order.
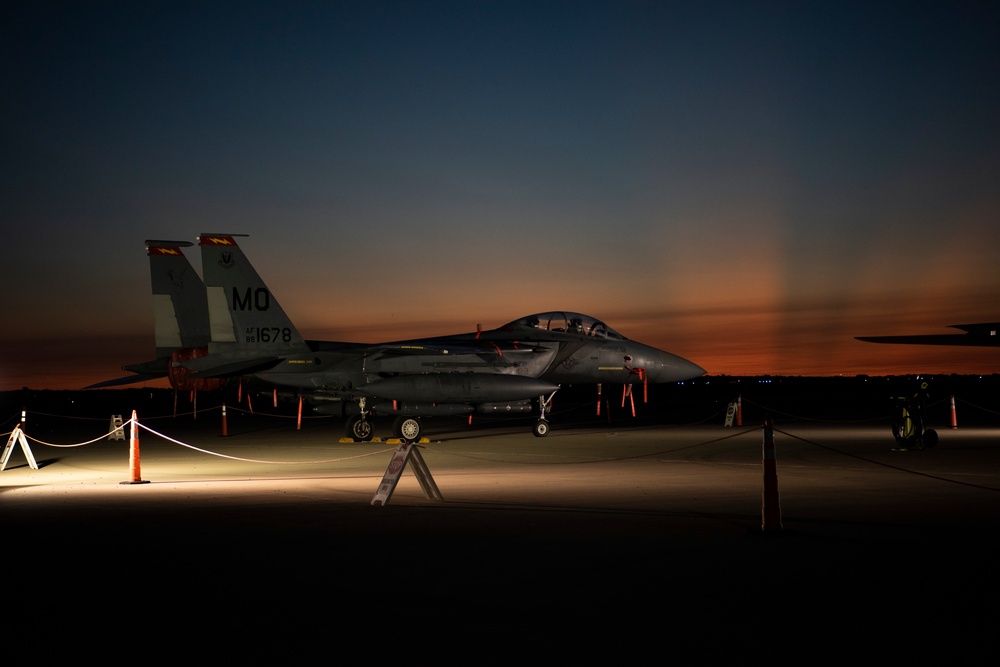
3;286;999;391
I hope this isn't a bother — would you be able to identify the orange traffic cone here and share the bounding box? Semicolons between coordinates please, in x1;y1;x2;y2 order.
122;410;149;485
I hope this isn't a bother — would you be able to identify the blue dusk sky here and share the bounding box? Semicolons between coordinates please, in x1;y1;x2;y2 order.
2;1;999;390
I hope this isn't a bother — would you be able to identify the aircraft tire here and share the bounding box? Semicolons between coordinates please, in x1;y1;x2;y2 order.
532;420;550;437
346;415;374;442
394;416;421;442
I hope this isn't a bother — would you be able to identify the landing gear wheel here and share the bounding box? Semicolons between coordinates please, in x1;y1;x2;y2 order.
532;419;550;438
346;415;374;442
394;416;422;442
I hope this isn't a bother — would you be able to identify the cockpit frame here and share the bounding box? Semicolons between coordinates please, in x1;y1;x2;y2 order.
504;312;627;340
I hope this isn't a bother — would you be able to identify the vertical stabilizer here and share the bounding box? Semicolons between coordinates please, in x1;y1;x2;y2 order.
198;233;306;354
147;240;210;359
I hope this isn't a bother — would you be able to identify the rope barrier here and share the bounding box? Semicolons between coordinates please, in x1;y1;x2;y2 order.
135;420;393;465
2;413;393;467
21;429;120;448
773;426;1000;493
3;380;996;474
955;396;1000;418
0;414;22;430
739;397;887;424
422;424;765;466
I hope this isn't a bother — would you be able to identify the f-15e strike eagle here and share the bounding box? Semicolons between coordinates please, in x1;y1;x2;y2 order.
90;234;705;441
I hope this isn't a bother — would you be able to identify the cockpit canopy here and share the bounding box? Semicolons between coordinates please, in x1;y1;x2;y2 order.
502;312;628;341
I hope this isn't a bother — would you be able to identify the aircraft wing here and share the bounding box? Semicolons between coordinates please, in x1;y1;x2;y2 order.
178;356;285;378
84;372;166;389
83;358;170;389
856;322;1000;347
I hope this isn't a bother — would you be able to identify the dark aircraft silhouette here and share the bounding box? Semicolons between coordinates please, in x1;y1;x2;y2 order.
96;234;705;440
856;322;1000;347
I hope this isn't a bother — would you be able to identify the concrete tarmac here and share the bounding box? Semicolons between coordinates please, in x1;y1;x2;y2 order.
4;410;1000;651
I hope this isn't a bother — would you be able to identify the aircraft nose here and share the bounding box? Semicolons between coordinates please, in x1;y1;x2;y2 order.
646;349;706;382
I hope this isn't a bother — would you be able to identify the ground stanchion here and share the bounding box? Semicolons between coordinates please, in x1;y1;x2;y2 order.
297;395;303;430
221;402;229;436
108;414;125;441
122;410;149;485
737;395;743;426
762;418;782;533
2;425;38;471
371;441;442;506
950;395;958;429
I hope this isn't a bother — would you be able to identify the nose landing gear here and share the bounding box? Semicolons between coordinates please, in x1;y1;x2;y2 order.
533;390;557;437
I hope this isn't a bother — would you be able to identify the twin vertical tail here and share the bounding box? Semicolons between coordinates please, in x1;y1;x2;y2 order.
91;235;303;389
145;240;221;391
147;240;211;359
197;233;306;355
87;240;213;388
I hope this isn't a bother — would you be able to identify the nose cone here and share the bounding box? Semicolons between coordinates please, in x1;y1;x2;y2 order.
642;348;706;383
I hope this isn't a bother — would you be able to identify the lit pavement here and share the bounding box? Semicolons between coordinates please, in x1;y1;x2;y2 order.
5;414;1000;646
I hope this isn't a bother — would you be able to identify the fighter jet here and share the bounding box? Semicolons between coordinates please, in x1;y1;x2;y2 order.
109;234;705;440
856;322;1000;347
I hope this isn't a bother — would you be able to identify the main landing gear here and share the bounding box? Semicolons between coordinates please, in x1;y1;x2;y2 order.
393;416;422;442
345;398;424;442
345;414;423;442
346;390;558;441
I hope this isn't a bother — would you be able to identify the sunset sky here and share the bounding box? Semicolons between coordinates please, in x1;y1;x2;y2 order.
3;1;1000;391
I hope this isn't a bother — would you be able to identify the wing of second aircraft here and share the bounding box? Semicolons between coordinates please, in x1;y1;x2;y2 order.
856;322;1000;347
